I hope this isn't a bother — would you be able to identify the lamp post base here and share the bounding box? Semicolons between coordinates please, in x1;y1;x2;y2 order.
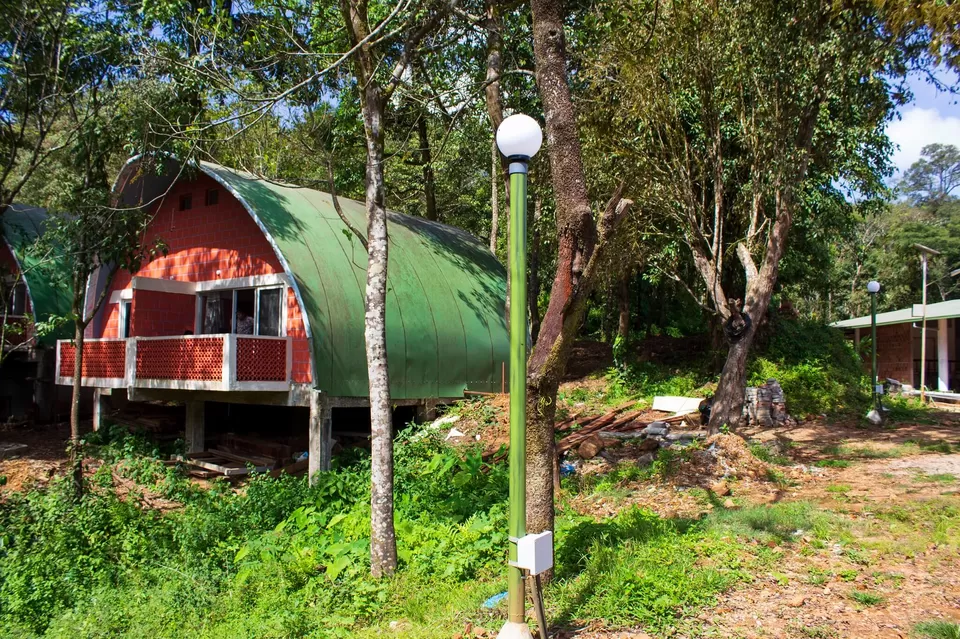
496;621;534;639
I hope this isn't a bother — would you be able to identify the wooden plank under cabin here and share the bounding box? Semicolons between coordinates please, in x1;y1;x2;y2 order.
174;453;272;476
207;448;278;468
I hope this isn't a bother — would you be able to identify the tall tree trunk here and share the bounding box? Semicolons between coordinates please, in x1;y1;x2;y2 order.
709;188;795;430
709;325;755;429
341;0;397;577
69;300;85;498
416;113;437;221
529;196;543;344
361;102;397;577
489;139;499;252
526;0;602;540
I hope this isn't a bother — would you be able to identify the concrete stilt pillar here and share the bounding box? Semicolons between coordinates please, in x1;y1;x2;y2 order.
34;348;54;423
92;388;109;432
938;318;950;392
415;400;438;424
185;401;205;453
309;391;333;484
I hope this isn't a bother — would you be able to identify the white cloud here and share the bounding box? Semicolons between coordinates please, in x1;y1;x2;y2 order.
887;107;960;175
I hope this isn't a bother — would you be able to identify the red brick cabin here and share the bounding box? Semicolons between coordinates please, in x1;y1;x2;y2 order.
56;157;509;478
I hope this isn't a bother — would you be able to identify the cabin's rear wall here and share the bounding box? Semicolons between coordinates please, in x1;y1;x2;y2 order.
875;323;913;384
98;173;311;383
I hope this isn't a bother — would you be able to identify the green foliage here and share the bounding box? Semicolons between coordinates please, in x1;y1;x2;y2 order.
914;621;960;639
749;316;867;416
605;360;715;403
849;590;885;606
551;501;836;633
748;442;791;466
0;423;507;636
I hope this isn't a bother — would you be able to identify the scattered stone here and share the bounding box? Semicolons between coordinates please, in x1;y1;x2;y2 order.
710;480;731;496
0;442;28;460
637;438;659;453
578;434;605;460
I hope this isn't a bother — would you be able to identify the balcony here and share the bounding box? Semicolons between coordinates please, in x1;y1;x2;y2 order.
56;334;292;392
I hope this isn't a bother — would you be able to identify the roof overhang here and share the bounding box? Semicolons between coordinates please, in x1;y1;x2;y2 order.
831;299;960;330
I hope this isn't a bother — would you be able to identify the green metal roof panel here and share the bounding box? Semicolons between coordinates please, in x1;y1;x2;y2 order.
201;162;509;399
2;205;72;345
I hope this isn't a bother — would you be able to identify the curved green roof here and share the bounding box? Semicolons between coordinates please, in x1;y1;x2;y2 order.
1;205;71;346
117;158;509;399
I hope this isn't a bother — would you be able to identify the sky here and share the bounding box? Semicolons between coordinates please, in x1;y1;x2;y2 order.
886;67;960;176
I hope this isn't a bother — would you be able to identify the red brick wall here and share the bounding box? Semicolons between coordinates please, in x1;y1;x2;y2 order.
98;173;312;383
875;323;913;384
131;289;195;337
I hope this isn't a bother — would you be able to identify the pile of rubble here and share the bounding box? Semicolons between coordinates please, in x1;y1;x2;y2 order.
669;433;772;487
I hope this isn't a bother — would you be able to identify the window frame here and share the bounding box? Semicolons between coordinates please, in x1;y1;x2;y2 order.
194;285;286;336
119;300;132;338
5;280;27;318
254;286;284;336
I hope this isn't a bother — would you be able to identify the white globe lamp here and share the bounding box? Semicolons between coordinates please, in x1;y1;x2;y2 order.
496;114;543;159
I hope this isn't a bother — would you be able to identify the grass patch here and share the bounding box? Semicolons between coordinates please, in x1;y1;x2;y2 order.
703;501;835;543
823;441;921;460
749;442;792;466
814;459;851;468
849;590;885;606
825;484;852;494
914;621;960;639
551;506;774;634
913;473;957;484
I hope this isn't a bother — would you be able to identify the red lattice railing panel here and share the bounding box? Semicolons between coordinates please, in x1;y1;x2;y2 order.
237;337;287;382
136;337;223;381
59;340;126;379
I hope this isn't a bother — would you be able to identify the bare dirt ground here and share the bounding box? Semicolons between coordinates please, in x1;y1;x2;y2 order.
565;411;960;639
0;420;70;493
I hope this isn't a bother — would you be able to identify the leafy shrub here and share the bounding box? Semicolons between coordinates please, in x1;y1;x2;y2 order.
0;423;510;636
605;360;715;403
748;316;867;417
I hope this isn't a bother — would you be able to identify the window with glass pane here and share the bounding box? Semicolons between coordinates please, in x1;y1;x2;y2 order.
120;301;132;338
7;282;26;316
257;288;281;336
200;291;232;333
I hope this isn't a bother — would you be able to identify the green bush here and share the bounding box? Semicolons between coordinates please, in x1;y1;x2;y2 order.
0;424;510;636
605;360;715;402
748;316;867;416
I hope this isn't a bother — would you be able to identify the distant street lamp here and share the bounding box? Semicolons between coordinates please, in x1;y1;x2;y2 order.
496;113;542;639
867;280;881;412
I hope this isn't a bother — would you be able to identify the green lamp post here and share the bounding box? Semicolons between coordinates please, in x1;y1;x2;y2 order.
867;280;881;413
495;113;542;639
